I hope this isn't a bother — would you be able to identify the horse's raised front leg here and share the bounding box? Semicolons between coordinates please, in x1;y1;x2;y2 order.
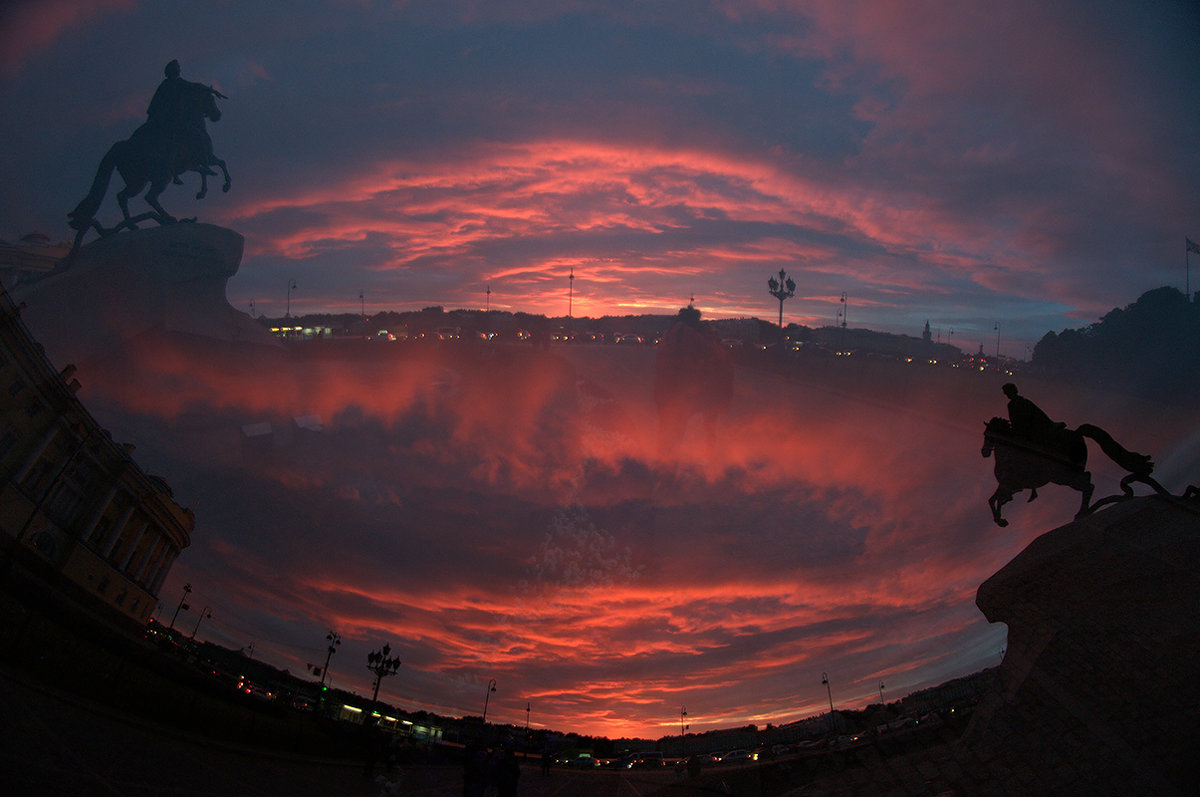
988;487;1012;528
215;157;231;192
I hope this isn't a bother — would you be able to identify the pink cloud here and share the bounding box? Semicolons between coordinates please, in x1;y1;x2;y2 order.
0;0;133;77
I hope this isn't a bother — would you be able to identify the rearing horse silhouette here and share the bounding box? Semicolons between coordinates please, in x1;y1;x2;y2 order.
981;416;1154;527
67;81;230;254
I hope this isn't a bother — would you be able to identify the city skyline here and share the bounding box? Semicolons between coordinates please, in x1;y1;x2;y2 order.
1;2;1198;358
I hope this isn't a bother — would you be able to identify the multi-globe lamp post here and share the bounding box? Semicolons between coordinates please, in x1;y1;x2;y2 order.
767;268;796;331
366;643;402;706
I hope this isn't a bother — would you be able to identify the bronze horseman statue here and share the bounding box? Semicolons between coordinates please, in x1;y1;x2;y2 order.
67;60;231;256
981;383;1163;526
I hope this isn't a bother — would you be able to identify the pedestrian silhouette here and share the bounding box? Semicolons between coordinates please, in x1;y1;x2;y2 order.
462;741;488;797
493;746;520;797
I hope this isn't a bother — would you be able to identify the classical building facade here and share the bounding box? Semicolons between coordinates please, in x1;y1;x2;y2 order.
0;285;192;630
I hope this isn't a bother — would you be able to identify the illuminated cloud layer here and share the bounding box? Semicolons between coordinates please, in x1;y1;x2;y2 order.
79;335;1200;737
4;0;1200;737
2;1;1198;353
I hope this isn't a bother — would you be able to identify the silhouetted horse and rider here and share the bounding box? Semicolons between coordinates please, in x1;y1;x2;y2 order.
981;383;1155;526
68;60;230;254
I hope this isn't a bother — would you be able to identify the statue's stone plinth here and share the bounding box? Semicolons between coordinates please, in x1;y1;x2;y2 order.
963;496;1200;794
13;224;278;368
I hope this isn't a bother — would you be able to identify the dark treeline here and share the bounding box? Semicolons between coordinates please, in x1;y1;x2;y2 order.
1032;287;1200;402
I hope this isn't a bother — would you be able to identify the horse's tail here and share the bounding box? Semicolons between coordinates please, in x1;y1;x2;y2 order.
1077;423;1154;476
68;142;123;230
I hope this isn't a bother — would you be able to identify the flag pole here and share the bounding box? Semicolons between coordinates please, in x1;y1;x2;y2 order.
1187;237;1199;302
1184;237;1200;302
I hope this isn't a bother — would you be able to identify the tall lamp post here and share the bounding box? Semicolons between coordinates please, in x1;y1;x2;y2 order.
680;705;688;751
878;681;886;706
366;643;401;706
482;678;497;723
320;631;341;689
822;671;835;733
286;279;297;318
767;269;796;330
190;606;211;640
169;583;191;630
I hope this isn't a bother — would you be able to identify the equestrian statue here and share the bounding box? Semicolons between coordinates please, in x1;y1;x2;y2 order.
981;383;1166;527
67;60;231;257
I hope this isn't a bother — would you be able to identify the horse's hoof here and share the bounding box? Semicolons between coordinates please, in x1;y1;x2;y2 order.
995;518;1008;528
195;193;205;200
222;184;231;193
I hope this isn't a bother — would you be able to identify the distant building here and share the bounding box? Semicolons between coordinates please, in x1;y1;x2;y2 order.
0;232;69;290
0;284;193;633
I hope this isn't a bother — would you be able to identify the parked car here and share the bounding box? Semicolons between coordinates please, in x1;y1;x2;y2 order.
720;749;753;764
617;752;664;769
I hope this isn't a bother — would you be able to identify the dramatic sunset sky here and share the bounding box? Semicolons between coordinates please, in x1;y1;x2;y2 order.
2;1;1199;355
4;1;1200;739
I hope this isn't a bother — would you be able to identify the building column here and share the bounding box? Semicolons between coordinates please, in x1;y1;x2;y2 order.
133;537;165;585
78;482;122;542
98;505;136;559
117;522;150;572
149;548;178;595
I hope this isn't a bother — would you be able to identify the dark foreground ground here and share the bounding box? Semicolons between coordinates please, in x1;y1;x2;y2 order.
4;664;978;797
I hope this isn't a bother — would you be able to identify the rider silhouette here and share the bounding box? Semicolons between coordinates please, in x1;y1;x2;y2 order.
146;60;216;183
1002;383;1064;447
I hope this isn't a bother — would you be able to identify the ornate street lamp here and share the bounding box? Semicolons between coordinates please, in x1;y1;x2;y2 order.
482;678;497;724
366;643;401;705
767;269;796;330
